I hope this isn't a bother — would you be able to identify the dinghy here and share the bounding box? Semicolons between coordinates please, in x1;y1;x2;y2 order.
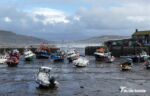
36;66;58;88
73;57;89;67
120;58;133;71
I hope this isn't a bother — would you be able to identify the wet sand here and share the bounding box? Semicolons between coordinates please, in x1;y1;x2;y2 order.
0;56;150;96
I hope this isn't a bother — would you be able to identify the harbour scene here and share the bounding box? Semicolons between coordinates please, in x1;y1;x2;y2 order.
0;0;150;96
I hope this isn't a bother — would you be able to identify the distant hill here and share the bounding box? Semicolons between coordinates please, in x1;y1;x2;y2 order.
0;30;50;45
76;35;131;44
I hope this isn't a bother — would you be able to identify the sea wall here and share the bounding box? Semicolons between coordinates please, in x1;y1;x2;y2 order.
0;44;56;54
85;46;150;57
0;48;37;54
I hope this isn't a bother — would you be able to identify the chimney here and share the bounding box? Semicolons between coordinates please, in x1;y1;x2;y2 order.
135;29;138;32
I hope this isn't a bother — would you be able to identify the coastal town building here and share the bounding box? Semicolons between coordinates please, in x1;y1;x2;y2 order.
132;29;150;45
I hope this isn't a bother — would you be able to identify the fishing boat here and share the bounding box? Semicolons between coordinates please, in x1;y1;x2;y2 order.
24;49;35;61
120;58;133;71
51;49;65;62
6;49;20;67
36;43;50;59
67;49;80;63
0;55;8;64
36;66;58;88
94;48;115;62
73;57;89;67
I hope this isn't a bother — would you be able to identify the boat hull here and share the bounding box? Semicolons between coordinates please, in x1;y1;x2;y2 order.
95;54;107;61
131;56;145;63
67;58;73;63
0;59;7;64
36;51;49;59
51;55;64;62
25;56;34;61
7;62;19;67
36;55;49;59
146;65;150;69
67;56;79;63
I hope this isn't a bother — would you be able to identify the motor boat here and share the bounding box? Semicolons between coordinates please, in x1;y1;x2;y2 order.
120;58;133;71
67;49;79;63
24;49;35;61
36;66;58;88
0;55;8;64
51;49;65;62
94;48;115;62
6;49;20;67
73;57;89;67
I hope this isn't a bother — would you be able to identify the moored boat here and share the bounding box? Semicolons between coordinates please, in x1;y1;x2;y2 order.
0;55;8;64
36;43;50;59
94;48;115;62
67;49;80;63
73;57;89;67
120;58;133;71
36;66;58;88
6;49;20;67
51;49;65;62
121;50;149;63
24;49;35;61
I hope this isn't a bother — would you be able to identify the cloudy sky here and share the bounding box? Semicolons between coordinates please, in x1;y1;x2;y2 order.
0;0;149;41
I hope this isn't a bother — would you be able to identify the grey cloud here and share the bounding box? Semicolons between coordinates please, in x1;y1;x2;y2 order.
0;0;150;41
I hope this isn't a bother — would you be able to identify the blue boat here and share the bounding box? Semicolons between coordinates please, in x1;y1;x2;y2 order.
51;50;65;61
36;51;50;59
35;43;51;59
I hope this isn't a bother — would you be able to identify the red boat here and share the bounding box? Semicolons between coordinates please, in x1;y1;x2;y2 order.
6;49;20;67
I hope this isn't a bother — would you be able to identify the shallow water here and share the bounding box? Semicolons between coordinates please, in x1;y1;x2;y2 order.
0;50;150;96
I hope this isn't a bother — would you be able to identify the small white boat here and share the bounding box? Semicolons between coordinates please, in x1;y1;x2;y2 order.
0;55;8;64
24;49;35;61
36;66;58;88
73;57;89;67
67;49;79;62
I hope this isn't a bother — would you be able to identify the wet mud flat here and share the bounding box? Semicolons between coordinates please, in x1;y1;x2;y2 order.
0;57;150;96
